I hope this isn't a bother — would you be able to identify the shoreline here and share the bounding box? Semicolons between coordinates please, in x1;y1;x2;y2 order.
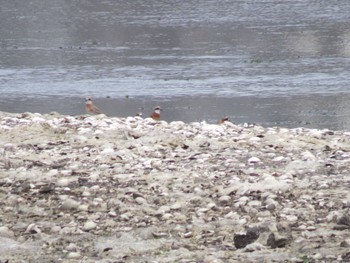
0;111;350;262
0;93;350;131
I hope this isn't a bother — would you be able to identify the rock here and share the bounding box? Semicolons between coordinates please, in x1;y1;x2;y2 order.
101;148;114;155
25;223;41;234
218;195;231;205
67;252;81;259
183;231;193;238
234;228;260;249
340;239;350;248
170;203;182;210
56;178;75;187
135;197;147;205
337;215;350;226
61;198;80;210
272;156;285;162
242;242;266;252
66;243;80;252
266;232;291;248
83;221;97;231
342;252;350;261
247;157;261;164
203;256;224;263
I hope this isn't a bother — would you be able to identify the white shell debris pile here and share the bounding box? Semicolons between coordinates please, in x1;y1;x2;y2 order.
0;111;350;262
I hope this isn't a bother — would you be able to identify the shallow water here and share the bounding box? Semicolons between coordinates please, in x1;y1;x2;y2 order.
1;1;350;129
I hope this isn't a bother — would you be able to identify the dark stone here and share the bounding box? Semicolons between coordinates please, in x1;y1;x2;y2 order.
337;215;350;226
234;228;260;249
340;240;350;248
38;185;54;194
342;252;350;261
267;233;291;248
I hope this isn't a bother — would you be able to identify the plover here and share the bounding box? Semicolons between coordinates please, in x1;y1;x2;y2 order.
85;97;103;115
150;106;162;120
219;116;230;124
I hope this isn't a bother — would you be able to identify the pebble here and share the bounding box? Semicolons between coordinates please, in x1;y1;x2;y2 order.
272;156;285;162
61;198;81;210
218;195;231;205
83;221;97;231
25;223;41;234
66;243;80;252
135;197;147;205
248;157;261;164
67;252;81;259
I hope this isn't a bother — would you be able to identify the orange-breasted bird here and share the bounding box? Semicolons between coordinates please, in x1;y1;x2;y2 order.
85;97;103;115
150;106;162;120
219;116;230;124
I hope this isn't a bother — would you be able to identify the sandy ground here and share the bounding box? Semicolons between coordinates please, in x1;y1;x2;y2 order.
0;111;349;263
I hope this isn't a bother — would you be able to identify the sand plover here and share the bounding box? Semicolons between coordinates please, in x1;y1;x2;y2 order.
150;106;162;120
85;97;103;115
219;116;230;124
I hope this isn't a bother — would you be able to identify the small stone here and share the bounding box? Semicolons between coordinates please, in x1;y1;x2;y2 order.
218;195;231;205
242;242;266;252
56;178;71;187
152;232;168;238
340;239;350;248
170;203;182;210
162;213;173;220
234;228;260;249
183;231;193;238
248;157;261;164
301;151;316;161
248;208;258;217
66;243;79;252
267;232;291;248
67;252;81;259
61;198;80;210
108;211;117;217
78;204;89;211
101;148;114;155
272;156;285;162
25;223;41;234
135;197;147;205
83;220;97;231
51;226;61;233
82;190;91;197
342;252;350;261
266;203;276;211
337;215;350;226
285;215;298;222
203;256;224;263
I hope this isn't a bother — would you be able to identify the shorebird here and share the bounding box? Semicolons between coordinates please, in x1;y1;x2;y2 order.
219;116;230;124
85;97;103;115
135;107;144;118
150;106;162;120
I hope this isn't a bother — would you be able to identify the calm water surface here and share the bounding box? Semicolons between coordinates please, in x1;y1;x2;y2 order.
1;1;350;129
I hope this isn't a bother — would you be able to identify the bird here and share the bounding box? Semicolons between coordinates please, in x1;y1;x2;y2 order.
135;107;144;118
219;116;230;124
150;106;162;120
85;97;103;115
